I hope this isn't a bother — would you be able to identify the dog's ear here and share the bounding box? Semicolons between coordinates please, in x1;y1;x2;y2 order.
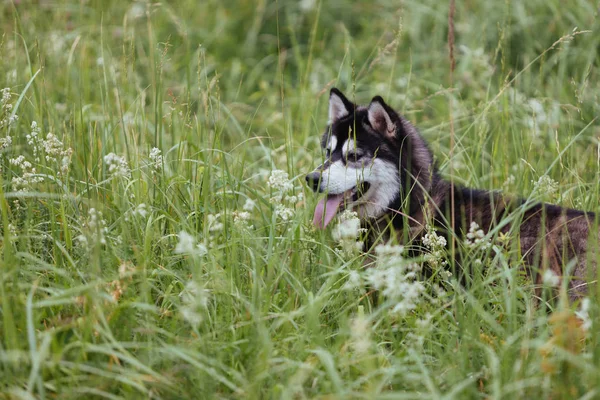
368;96;396;138
329;88;354;123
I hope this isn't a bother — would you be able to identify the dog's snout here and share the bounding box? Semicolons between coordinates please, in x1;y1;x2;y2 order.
305;172;321;192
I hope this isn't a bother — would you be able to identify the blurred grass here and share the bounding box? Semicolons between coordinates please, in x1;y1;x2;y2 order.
1;0;600;398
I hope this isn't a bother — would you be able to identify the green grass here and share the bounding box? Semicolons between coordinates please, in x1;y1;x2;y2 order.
1;0;600;398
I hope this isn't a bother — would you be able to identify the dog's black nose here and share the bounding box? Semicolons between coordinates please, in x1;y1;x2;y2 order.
305;172;321;192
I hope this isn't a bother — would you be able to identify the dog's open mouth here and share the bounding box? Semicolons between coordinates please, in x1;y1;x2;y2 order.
312;182;371;229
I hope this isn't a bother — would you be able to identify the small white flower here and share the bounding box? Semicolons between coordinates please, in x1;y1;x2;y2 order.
78;208;108;247
365;245;425;315
416;313;433;329
464;221;491;250
243;198;256;211
274;204;294;221
174;230;207;255
268;169;294;193
0;88;18;129
180;281;210;328
149;147;162;171
349;313;372;354
343;270;363;291
207;214;223;232
0;135;11;149
532;175;558;198
104;152;131;179
502;175;516;191
134;203;148;218
542;269;560;288
575;298;592;332
332;210;365;256
332;210;362;241
423;229;447;250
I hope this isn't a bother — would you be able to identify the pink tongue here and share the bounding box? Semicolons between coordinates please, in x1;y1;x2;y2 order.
313;194;344;229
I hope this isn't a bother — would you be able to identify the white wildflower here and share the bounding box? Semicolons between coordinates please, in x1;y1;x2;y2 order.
332;210;365;256
464;221;491;250
207;214;223;233
174;230;207;256
104;152;131;178
502;175;516;192
575;298;592;332
532;175;558;198
9;155;43;191
542;269;560;288
299;0;316;12
7;223;17;236
423;229;447;250
332;210;362;241
423;227;448;268
274;204;294;221
232;210;253;229
416;313;433;329
349;315;372;354
77;208;109;247
374;243;405;258
365;244;425;315
25;121;42;161
243;198;256;211
134;203;148;218
268;169;294;193
149;147;162;171
268;169;300;222
43;133;73;174
0;88;18;129
40;132;73;174
343;270;363;291
180;281;210;328
0;135;11;149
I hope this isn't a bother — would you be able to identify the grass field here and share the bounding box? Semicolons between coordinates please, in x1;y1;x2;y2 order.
1;0;600;398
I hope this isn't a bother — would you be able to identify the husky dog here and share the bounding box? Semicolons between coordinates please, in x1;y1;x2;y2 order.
306;88;597;301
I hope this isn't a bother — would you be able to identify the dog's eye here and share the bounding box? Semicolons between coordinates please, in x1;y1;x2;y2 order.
325;148;331;158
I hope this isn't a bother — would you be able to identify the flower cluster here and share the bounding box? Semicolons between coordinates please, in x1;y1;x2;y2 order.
268;169;294;192
149;147;162;172
542;269;560;288
9;155;44;191
104;152;131;179
533;175;558;199
349;314;372;354
464;221;491;250
207;213;223;233
42;133;73;174
174;230;208;256
179;281;210;328
268;169;301;221
76;208;109;247
422;226;448;269
575;298;592;332
24;121;73;175
365;244;425;315
332;209;365;255
232;210;253;229
243;198;255;211
0;88;18;129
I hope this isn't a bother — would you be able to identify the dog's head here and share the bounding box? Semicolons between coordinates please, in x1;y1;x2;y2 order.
306;88;435;229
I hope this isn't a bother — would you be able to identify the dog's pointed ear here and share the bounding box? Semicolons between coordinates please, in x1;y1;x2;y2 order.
368;96;396;138
329;88;353;123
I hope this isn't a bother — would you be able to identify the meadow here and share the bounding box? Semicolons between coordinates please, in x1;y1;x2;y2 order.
1;0;600;398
